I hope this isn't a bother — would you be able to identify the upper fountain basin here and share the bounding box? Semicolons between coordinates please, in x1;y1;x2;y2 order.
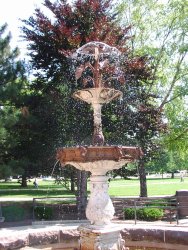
76;41;121;57
73;88;123;105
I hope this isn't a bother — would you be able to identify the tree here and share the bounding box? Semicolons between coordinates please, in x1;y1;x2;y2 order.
163;96;188;158
146;149;169;178
109;164;137;179
171;153;188;176
117;0;187;196
0;23;27;181
0;24;56;186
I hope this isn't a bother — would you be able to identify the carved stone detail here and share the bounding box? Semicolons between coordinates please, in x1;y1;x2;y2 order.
73;88;122;146
92;103;104;146
79;146;87;157
79;225;127;250
57;145;143;226
62;160;128;175
86;175;114;225
73;88;122;105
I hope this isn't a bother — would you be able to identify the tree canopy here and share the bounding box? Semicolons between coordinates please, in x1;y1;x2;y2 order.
0;23;27;180
117;0;188;155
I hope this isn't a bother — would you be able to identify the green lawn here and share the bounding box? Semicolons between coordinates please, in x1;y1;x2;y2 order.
0;179;74;198
109;178;188;196
0;177;187;198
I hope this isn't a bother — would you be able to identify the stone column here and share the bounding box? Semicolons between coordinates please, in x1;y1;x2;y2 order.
92;103;104;146
86;175;114;226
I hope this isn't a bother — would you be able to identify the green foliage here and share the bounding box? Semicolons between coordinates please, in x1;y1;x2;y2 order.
117;0;188;196
138;208;164;221
0;25;60;185
124;207;164;221
124;207;135;219
163;98;188;158
0;165;12;180
34;206;53;220
109;164;137;179
2;205;25;222
118;0;188;154
0;24;28;181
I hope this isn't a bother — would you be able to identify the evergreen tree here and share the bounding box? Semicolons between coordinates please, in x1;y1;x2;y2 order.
0;24;26;181
0;24;53;186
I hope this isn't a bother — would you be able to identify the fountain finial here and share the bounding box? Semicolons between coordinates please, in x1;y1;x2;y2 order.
75;41;123;89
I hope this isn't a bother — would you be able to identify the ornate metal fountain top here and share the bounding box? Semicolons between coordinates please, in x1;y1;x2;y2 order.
75;41;124;89
73;42;124;145
76;42;121;56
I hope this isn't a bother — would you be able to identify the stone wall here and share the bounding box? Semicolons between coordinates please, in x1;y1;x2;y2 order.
0;223;188;250
122;225;188;250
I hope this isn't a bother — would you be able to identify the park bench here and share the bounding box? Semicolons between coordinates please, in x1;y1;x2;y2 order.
112;196;179;224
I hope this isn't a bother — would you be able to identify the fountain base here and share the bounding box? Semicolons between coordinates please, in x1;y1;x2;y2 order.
86;175;114;225
57;145;143;248
78;224;127;250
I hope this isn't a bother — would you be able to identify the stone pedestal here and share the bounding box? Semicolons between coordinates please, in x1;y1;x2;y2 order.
78;224;127;250
86;175;114;226
79;176;127;249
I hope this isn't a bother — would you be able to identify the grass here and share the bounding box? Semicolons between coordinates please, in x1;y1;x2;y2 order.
0;189;74;198
0;179;75;198
0;177;187;198
109;177;188;196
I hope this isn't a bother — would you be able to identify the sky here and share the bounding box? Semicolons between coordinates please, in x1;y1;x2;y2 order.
0;0;169;59
0;0;54;58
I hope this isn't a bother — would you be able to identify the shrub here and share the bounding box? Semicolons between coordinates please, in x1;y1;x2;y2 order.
124;207;164;221
124;207;135;220
146;199;167;208
138;208;164;221
34;206;53;220
2;206;25;222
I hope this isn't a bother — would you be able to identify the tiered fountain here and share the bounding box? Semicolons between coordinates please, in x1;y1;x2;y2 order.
57;42;143;250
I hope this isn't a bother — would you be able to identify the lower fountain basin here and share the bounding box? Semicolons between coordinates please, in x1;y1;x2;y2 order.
1;222;188;250
56;145;143;232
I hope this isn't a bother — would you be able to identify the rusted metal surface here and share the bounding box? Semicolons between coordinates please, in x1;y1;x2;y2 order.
56;146;143;165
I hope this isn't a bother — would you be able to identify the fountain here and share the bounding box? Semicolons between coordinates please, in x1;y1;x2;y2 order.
56;42;143;250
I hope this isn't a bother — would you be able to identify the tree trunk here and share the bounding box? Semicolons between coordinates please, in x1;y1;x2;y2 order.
138;159;148;197
21;174;27;187
76;170;88;219
70;174;75;192
171;172;175;179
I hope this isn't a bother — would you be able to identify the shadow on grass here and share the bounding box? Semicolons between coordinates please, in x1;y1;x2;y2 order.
0;189;75;197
